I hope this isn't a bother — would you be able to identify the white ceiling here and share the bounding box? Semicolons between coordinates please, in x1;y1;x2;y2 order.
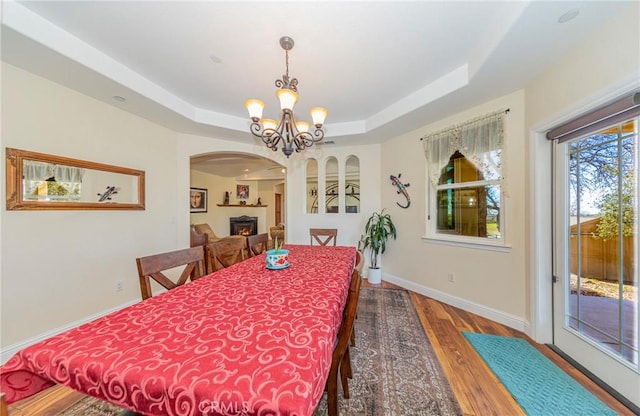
1;1;632;178
190;152;286;180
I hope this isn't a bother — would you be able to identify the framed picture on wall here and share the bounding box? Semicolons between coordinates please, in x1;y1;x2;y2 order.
237;184;249;200
190;187;207;213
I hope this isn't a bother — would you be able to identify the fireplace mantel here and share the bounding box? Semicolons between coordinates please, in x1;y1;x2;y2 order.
217;204;268;207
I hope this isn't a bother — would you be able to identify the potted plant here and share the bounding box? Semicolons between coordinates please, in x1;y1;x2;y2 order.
266;236;290;270
363;209;397;284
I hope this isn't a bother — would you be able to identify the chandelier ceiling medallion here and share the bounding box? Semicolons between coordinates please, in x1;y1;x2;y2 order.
244;36;328;158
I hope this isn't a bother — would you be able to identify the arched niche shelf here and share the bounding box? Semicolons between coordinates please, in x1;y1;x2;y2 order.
325;157;339;214
306;158;318;214
345;156;360;213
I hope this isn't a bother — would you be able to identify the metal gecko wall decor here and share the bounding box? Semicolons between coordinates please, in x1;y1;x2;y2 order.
97;186;118;202
390;174;411;208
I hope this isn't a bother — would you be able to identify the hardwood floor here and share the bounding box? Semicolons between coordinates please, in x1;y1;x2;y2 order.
404;282;634;416
5;281;635;415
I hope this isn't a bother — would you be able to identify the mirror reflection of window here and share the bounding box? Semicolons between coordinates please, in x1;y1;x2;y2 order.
7;147;145;210
23;161;84;201
22;160;139;204
325;157;339;214
345;156;360;214
306;158;318;214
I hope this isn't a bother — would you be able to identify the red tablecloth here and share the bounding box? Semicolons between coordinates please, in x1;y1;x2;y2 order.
1;245;356;416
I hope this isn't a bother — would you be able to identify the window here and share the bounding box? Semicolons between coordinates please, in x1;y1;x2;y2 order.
423;110;506;246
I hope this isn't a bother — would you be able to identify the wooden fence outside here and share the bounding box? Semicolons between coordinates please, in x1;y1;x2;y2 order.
570;218;635;285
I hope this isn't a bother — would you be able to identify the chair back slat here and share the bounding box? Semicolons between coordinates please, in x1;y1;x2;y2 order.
190;225;209;247
355;250;364;274
136;246;205;300
310;228;338;246
209;237;247;271
190;226;212;273
247;233;270;257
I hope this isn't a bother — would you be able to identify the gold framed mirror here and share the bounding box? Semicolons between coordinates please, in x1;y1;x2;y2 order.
6;148;145;210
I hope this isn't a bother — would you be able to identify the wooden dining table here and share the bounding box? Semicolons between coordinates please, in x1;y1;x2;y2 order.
0;244;357;416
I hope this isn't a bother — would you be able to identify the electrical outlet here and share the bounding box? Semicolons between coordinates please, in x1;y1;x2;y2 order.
115;280;124;292
447;272;456;283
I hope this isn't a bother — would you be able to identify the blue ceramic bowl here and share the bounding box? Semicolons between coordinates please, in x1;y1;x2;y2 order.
266;248;290;270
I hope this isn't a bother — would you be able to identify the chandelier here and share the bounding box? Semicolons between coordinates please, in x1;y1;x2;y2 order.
244;36;328;158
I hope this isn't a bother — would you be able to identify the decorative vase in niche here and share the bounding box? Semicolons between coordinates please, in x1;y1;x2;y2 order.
266;249;290;270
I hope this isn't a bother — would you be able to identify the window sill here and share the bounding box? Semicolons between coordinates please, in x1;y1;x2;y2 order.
421;236;512;252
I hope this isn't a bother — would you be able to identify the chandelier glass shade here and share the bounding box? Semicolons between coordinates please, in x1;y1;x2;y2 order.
244;36;328;158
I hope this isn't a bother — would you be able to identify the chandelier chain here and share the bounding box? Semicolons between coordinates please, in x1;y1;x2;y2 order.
285;49;289;79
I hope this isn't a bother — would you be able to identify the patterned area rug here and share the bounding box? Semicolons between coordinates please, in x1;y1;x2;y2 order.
59;396;123;416
313;288;461;416
60;288;461;416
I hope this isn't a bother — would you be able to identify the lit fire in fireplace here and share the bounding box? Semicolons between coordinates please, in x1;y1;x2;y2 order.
229;216;258;236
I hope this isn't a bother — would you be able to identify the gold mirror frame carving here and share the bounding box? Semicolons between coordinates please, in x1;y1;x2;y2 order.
6;148;145;210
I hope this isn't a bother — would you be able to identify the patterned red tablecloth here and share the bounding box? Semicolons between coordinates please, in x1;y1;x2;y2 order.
1;244;356;416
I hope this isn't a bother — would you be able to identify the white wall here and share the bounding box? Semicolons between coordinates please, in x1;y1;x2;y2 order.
1;63;180;348
375;3;640;335
524;4;639;404
525;3;639;342
286;145;381;247
380;91;528;329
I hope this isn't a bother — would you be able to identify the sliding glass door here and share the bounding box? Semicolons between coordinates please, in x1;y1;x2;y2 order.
553;116;639;406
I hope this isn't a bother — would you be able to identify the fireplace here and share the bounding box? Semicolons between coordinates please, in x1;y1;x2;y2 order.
230;216;258;236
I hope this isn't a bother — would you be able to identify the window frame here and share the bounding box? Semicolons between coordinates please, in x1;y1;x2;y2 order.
424;176;509;251
422;111;510;251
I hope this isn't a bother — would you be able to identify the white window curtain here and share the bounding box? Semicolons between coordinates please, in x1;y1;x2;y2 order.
23;160;85;183
422;110;506;187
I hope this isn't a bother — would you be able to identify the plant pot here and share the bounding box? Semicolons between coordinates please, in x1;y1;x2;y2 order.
368;267;382;284
266;249;290;270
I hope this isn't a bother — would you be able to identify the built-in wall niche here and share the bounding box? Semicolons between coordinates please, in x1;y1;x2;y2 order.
306;158;318;214
345;156;360;213
306;156;361;214
325;157;339;214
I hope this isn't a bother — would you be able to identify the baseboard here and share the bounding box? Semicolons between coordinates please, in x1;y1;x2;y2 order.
382;272;529;332
1;298;139;365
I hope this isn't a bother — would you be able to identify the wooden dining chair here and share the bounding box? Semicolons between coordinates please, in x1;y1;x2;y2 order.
247;233;270;257
1;393;8;416
310;228;338;246
209;237;247;271
136;246;206;300
327;269;362;416
355;249;364;274
350;249;365;347
190;225;212;273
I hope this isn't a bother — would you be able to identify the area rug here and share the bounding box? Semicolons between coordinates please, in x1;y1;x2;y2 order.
313;288;461;416
462;332;616;416
60;288;461;415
